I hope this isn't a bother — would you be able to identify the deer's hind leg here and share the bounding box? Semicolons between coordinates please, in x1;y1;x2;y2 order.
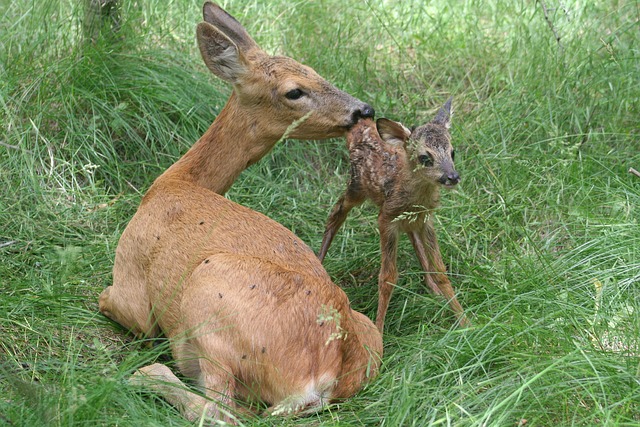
132;330;242;424
196;358;239;423
318;185;366;262
130;361;239;424
408;223;469;327
130;363;213;422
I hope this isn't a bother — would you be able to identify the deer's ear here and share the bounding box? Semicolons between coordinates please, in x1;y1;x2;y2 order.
433;97;453;129
377;118;411;146
197;22;248;83
202;2;260;52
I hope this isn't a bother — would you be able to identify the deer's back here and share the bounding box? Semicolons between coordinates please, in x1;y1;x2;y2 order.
127;179;330;287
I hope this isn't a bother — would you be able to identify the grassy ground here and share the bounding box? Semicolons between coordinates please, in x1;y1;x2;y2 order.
1;0;639;425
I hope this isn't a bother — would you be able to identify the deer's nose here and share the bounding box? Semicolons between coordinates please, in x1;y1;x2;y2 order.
361;104;375;118
353;104;375;121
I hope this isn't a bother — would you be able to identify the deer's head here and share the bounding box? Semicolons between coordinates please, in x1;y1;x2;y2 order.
196;2;374;140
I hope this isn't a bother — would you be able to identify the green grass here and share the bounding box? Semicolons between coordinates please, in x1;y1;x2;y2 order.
1;0;639;425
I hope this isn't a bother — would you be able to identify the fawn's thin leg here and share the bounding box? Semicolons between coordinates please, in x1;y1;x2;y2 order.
318;187;365;262
410;223;469;326
375;213;400;332
407;231;443;296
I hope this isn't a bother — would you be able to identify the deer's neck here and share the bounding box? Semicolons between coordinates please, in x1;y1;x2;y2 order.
157;92;278;194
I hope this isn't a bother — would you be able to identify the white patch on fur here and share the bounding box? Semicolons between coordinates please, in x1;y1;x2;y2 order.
270;374;337;416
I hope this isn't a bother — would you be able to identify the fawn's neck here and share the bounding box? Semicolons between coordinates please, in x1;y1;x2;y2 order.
408;174;441;210
157;92;278;194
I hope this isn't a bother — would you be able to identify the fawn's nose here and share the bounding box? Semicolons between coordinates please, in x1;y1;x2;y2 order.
440;171;460;186
353;104;375;121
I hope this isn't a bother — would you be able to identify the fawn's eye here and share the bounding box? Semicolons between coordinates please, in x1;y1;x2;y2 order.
418;154;434;167
451;149;455;161
285;89;304;100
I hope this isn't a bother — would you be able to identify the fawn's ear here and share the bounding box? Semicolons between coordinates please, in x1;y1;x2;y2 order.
197;3;260;83
433;97;453;129
377;118;411;146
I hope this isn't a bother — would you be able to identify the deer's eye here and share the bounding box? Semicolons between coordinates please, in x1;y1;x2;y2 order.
451;149;455;162
285;89;304;100
418;154;434;167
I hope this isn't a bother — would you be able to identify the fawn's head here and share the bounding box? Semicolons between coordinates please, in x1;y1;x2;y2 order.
196;2;374;140
377;98;459;188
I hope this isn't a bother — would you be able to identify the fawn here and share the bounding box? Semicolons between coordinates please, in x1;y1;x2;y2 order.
318;98;469;331
99;2;382;424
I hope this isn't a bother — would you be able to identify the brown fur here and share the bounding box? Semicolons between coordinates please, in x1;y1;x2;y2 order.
318;99;469;331
99;2;381;424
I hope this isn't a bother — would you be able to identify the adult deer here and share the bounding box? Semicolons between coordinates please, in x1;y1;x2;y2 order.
99;2;382;423
318;101;469;331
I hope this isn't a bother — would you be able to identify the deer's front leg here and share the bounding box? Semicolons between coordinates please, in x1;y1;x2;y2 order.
376;213;400;332
415;220;469;326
